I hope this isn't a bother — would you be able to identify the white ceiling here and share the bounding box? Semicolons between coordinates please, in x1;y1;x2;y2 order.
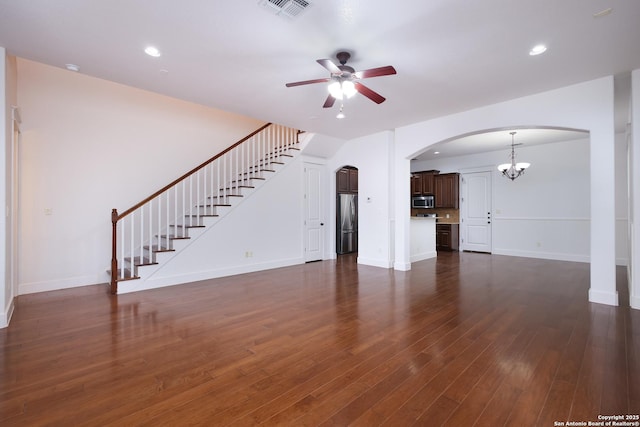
0;0;638;143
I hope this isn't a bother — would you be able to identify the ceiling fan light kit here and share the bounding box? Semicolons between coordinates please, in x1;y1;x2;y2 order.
286;51;397;115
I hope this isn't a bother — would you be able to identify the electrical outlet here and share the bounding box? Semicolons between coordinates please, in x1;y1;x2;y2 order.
44;208;53;216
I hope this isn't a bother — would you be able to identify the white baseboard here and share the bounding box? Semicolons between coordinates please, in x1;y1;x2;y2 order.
19;274;105;295
409;251;437;263
394;261;411;271
631;294;640;310
588;288;619;307
492;248;589;263
616;257;628;266
1;298;15;328
117;257;304;294
357;257;394;269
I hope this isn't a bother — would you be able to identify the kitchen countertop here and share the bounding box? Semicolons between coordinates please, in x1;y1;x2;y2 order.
412;216;459;224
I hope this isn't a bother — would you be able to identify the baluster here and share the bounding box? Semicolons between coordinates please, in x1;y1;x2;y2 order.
223;153;227;204
149;198;153;260
157;192;162;251
120;216;125;280
214;160;220;215
130;212;134;277
140;205;144;267
165;192;169;246
234;147;238;195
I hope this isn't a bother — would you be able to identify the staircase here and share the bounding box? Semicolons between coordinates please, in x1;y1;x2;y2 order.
110;123;300;294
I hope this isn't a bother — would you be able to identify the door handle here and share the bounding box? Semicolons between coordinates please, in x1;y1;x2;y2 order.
320;223;324;226
487;221;491;224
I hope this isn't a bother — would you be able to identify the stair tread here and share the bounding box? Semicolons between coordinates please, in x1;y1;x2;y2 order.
109;268;140;281
207;195;243;200
126;256;158;267
156;235;190;240
144;245;176;253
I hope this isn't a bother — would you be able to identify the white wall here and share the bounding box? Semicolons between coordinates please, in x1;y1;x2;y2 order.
394;77;619;307
631;69;640;309
1;49;7;327
327;131;394;268
17;59;264;294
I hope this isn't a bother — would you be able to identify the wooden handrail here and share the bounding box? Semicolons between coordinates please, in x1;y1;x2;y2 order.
117;122;272;220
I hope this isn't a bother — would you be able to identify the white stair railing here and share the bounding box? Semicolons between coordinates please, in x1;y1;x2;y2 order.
110;123;299;293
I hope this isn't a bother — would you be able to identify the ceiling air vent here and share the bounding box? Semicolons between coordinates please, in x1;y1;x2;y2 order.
259;0;311;19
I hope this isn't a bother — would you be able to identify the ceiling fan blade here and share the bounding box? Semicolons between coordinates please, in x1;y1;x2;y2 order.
316;58;341;74
354;82;386;104
354;65;397;79
322;95;336;108
285;77;331;87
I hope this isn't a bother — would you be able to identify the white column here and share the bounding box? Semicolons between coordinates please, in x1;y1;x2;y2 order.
588;77;619;306
630;69;640;309
0;48;8;327
394;155;411;271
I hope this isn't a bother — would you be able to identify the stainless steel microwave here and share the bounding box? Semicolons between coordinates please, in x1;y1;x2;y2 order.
412;195;435;209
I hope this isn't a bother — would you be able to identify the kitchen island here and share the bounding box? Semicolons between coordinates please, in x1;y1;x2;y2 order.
410;216;437;263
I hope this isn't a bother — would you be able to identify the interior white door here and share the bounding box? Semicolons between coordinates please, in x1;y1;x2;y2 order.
304;163;324;262
461;171;492;253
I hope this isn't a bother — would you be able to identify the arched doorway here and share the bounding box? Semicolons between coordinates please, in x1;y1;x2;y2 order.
336;166;358;255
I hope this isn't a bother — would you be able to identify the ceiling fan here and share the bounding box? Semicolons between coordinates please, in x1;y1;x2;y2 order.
285;51;397;109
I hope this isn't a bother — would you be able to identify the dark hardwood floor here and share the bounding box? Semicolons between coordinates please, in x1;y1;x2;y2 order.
1;252;638;426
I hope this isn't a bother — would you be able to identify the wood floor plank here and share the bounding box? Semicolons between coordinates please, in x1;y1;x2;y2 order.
0;253;638;426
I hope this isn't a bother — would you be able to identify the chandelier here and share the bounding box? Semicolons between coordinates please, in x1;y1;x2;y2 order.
497;131;531;180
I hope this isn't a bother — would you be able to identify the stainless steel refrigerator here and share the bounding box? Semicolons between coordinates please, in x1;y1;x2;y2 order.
337;193;357;254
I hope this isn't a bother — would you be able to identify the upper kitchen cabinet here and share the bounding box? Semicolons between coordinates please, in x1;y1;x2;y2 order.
422;171;435;195
411;173;423;196
337;167;358;193
411;170;437;196
434;173;459;209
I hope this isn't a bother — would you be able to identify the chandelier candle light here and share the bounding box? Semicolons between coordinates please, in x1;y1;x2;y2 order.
497;131;531;180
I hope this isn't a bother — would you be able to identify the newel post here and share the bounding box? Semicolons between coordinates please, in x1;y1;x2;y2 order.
110;209;118;295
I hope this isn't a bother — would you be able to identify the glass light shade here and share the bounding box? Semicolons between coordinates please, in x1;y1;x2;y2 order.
516;162;531;170
342;80;357;98
497;163;511;172
328;81;343;99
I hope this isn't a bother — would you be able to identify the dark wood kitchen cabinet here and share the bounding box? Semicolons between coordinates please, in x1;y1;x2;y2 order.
436;224;459;251
434;173;459;209
411;171;437;196
421;171;435;194
411;173;423;196
337;167;358;193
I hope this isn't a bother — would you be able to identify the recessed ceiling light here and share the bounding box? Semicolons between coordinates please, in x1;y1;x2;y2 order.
593;8;612;18
144;46;161;57
434;151;440;155
65;63;80;72
529;44;547;56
